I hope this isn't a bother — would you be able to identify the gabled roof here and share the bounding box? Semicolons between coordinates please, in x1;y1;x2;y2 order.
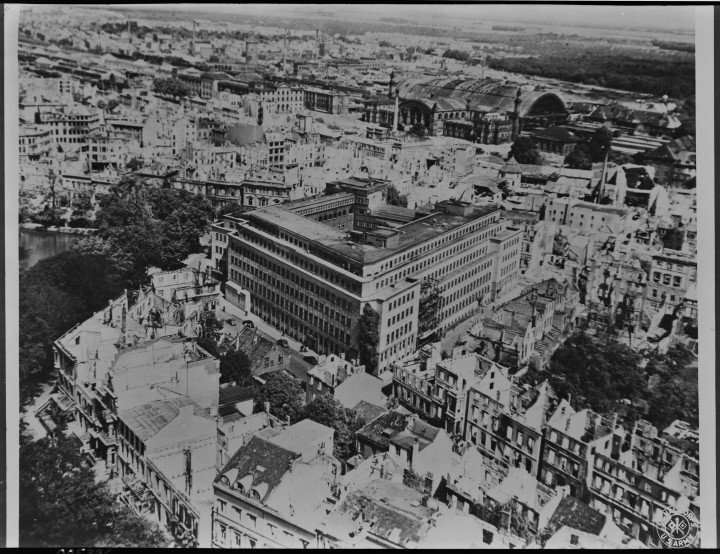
351;400;387;425
500;156;522;174
356;410;408;449
234;326;279;372
334;372;386;410
219;385;254;406
547;495;607;536
216;435;299;503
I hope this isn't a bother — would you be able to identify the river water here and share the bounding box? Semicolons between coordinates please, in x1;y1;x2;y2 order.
19;228;80;271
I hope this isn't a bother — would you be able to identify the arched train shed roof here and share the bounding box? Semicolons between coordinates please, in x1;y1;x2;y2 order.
396;76;567;117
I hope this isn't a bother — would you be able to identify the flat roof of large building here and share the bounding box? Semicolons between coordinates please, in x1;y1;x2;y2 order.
245;204;499;265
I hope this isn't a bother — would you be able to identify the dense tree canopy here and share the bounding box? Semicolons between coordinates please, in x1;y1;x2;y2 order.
358;304;380;374
540;332;646;414
152;78;190;98
253;371;305;423
488;46;694;98
443;49;471;62
565;126;617;169
299;395;366;461
508;136;544;165
386;184;409;208
20;431;169;548
220;350;253;386
20;248;130;403
644;344;698;430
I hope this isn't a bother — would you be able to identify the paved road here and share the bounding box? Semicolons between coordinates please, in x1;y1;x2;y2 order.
217;296;315;387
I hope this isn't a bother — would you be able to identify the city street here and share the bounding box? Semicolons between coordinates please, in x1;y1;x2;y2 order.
217;295;315;386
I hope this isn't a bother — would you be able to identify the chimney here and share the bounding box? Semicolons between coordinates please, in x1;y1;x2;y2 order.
264;401;270;413
210;405;218;418
315;29;319;59
191;20;196;57
283;29;288;75
411;437;420;469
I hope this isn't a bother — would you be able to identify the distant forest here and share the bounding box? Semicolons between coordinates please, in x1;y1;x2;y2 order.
489;47;695;98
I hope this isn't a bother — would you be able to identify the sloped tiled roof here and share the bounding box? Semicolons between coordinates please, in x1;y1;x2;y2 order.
234;326;277;372
334;372;386;410
547;495;607;536
216;435;299;503
351;400;387;425
219;385;255;406
357;410;408;449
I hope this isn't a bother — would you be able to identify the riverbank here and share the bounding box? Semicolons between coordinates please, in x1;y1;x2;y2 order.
20;222;96;235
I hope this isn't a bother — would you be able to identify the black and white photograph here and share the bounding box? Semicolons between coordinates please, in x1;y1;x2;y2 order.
3;2;716;549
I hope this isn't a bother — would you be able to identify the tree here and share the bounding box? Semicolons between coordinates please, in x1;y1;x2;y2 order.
299;395;366;460
566;126;616;169
20;248;129;403
386;184;408;208
126;157;144;172
443;48;470;62
662;227;684;251
196;336;221;359
220;350;252;385
542;332;646;414
358;304;380;374
153;78;190;98
198;310;223;340
564;147;592;170
217;201;244;218
508;136;543;165
418;279;441;336
20;430;168;548
253;371;304;423
107;98;120;112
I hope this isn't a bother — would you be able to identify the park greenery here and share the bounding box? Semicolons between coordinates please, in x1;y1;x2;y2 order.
20;425;170;548
520;332;698;431
20;178;214;404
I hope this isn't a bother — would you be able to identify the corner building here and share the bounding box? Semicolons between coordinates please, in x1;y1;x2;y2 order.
225;199;521;371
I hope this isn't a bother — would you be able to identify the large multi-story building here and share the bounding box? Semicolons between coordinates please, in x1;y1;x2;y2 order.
587;419;700;546
220;194;521;370
363;77;568;141
211;420;339;549
539;400;617;501
643;249;697;327
501;210;544;276
304;87;349;114
644;135;696;189
464;366;556;478
38;105;103;147
18;124;53;160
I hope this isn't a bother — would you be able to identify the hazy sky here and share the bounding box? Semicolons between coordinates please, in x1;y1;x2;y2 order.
91;3;696;32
